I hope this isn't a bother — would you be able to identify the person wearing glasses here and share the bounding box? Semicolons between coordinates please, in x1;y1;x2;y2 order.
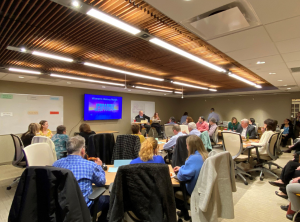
53;136;109;222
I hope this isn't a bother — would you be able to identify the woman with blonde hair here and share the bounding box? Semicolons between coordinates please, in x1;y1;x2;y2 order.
130;137;165;164
174;135;208;220
39;120;53;138
21;123;40;147
151;112;161;136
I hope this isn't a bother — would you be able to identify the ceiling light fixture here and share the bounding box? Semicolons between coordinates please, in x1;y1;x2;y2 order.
71;0;81;8
84;62;164;81
9;67;41;75
149;38;226;73
20;47;26;52
278;80;283;81
87;9;141;35
19;76;24;79
174;91;182;94
172;81;208;90
256;61;265;64
287;88;291;89
269;73;276;74
255;85;262;88
209;89;217;91
32;51;73;62
228;72;257;86
135;86;173;93
50;74;124;86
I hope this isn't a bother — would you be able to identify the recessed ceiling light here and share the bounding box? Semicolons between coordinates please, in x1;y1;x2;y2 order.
148;92;150;93
67;82;71;84
19;76;24;78
128;90;131;91
20;47;26;52
269;73;276;74
164;94;166;95
278;80;283;81
9;67;41;75
283;85;287;86
256;61;265;64
102;86;106;88
287;88;291;89
71;0;81;8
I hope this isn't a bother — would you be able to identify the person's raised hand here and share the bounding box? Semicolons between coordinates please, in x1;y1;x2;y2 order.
95;158;103;166
174;166;180;173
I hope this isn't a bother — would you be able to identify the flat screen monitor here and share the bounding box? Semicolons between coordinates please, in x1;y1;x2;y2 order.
84;94;122;121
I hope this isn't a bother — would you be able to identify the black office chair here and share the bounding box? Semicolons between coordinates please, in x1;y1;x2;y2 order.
93;133;115;164
7;134;27;190
172;135;189;168
8;166;106;222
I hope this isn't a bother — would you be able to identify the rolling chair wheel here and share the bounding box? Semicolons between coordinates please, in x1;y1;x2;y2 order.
7;186;11;190
244;181;248;185
260;177;264;181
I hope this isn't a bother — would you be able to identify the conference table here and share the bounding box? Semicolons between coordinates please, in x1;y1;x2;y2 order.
104;164;179;187
96;131;119;134
217;139;260;148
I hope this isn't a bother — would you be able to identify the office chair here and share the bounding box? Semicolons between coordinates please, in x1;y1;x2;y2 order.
32;136;57;161
179;125;189;134
222;132;252;185
7;134;26;190
211;127;219;147
8;166;106;222
24;143;55;166
93;133;115;164
172;135;189;168
164;124;175;138
247;133;281;181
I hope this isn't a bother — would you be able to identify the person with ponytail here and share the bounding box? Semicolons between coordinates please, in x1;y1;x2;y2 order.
130;137;165;164
21;123;40;147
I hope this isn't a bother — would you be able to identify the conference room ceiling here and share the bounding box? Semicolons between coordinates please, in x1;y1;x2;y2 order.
0;0;277;96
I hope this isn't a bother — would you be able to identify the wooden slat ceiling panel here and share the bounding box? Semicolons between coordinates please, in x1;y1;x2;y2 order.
0;0;271;93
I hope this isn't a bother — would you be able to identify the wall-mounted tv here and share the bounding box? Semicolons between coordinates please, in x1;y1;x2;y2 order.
84;94;122;121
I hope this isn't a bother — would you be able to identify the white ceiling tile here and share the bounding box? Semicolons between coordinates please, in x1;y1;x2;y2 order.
282;51;300;62
2;74;39;82
144;0;234;22
254;68;292;77
292;72;300;87
248;63;287;73
276;37;300;54
248;0;300;24
226;42;278;61
238;55;284;68
265;16;300;42
286;60;300;68
207;26;272;52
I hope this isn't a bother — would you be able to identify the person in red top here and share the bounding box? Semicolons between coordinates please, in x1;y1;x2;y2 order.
196;116;209;132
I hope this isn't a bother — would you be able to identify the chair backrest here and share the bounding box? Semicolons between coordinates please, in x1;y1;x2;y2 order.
10;134;25;166
164;125;174;138
212;127;219;143
172;135;189;168
276;130;284;152
179;125;189;133
24;143;55;166
200;131;212;151
266;133;279;160
32;136;57;161
222;132;243;159
148;127;158;138
93;133;115;164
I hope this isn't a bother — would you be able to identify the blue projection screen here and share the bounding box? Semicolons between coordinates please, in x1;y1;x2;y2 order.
84;94;122;121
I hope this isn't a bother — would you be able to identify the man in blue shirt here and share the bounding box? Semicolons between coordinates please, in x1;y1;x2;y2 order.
165;116;176;125
183;122;201;137
207;108;220;124
53;136;109;222
163;125;184;150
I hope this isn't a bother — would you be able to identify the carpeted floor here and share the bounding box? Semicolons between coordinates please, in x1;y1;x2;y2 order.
0;151;293;222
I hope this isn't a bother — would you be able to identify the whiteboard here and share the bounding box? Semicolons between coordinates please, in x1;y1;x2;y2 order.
0;93;63;135
131;101;155;122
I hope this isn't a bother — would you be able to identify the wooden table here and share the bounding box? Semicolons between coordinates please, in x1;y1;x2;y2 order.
96;131;119;134
104;164;179;187
217;139;260;148
158;139;167;150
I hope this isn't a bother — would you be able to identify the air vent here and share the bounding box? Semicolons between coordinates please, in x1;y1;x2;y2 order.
136;30;153;41
291;67;300;73
180;0;261;40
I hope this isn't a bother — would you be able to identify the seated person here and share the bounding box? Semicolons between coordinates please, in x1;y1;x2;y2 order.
285;182;300;221
208;118;218;138
236;119;257;139
39;120;53;138
173;135;208;220
250;119;275;154
249;118;256;126
165;116;176;125
196;116;209;132
131;123;145;143
21;123;40;147
163;125;183;150
228;117;240;131
285;141;300;153
130;137;164;164
51;125;69;159
79;123;96;147
180;112;188;125
269;159;300;198
151;112;161;136
135;110;151;134
183;122;201;137
281;118;294;147
53;136;109;222
182;116;193;125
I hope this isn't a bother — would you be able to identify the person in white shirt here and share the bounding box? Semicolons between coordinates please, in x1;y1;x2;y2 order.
151;112;161;136
163;125;184;150
183;122;201;137
250;119;275;154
